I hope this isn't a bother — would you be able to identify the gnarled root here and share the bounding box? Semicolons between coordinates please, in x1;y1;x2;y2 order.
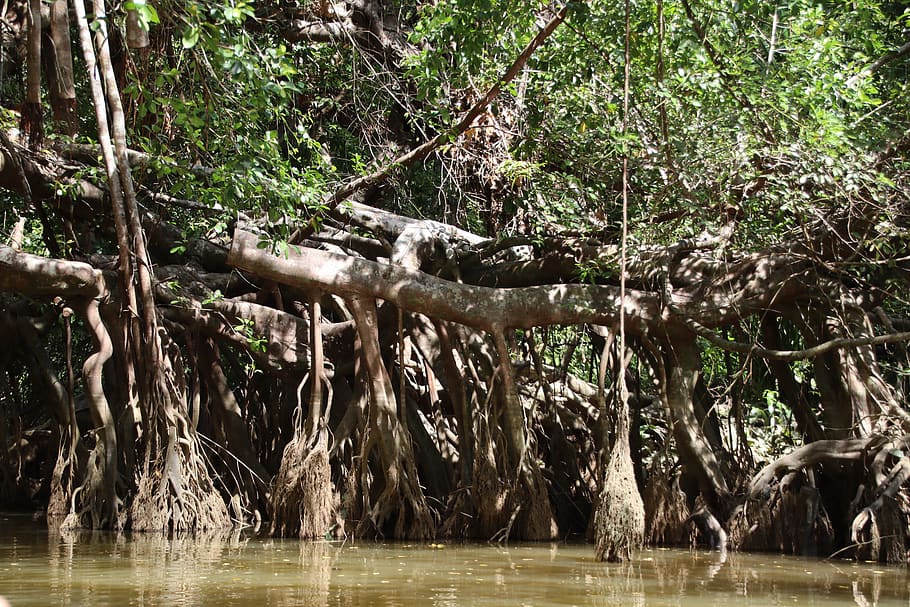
130;420;229;532
47;428;79;520
59;436;122;531
356;415;436;540
850;453;910;563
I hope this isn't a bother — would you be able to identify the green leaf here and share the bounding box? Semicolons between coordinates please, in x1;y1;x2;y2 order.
182;26;200;49
124;0;160;28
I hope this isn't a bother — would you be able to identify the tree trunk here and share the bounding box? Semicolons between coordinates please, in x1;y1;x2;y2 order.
45;0;77;136
663;336;730;506
761;314;824;443
21;0;42;144
74;0;228;531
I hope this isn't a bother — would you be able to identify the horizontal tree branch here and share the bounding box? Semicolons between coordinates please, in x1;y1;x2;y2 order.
662;269;910;361
228;228;661;333
0;243;102;297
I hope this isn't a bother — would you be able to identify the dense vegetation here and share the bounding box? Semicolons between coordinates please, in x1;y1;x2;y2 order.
0;0;908;563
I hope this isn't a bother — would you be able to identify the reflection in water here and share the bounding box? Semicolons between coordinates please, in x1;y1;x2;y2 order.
590;561;644;607
0;514;908;606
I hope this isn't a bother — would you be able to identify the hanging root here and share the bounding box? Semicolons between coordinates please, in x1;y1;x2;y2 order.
594;441;644;562
270;431;338;539
131;419;229;532
472;423;510;538
271;293;340;538
47;429;79;520
642;459;689;546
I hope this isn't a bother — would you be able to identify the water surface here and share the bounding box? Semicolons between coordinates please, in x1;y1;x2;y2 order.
0;514;905;606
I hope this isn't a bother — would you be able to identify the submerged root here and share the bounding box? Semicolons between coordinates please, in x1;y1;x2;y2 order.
517;463;558;540
392;477;436;540
642;460;689;546
473;446;556;540
271;432;338;539
130;426;229;532
594;442;644;562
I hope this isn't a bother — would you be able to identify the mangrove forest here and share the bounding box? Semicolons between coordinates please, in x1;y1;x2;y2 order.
1;0;909;564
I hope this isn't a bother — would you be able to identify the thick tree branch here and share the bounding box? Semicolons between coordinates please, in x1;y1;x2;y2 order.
0;244;101;297
229;228;660;333
748;437;876;500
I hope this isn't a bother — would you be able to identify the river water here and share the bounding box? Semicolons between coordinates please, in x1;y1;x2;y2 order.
0;513;906;606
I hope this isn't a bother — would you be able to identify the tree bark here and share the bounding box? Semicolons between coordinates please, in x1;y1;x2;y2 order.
21;0;43;144
46;0;77;136
0;244;100;296
663;336;730;505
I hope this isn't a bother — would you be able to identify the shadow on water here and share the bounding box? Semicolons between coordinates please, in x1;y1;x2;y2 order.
0;514;907;606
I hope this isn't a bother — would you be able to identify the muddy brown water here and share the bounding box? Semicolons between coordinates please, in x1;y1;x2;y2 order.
0;514;906;606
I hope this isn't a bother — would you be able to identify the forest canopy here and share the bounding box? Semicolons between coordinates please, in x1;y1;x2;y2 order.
1;0;909;563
